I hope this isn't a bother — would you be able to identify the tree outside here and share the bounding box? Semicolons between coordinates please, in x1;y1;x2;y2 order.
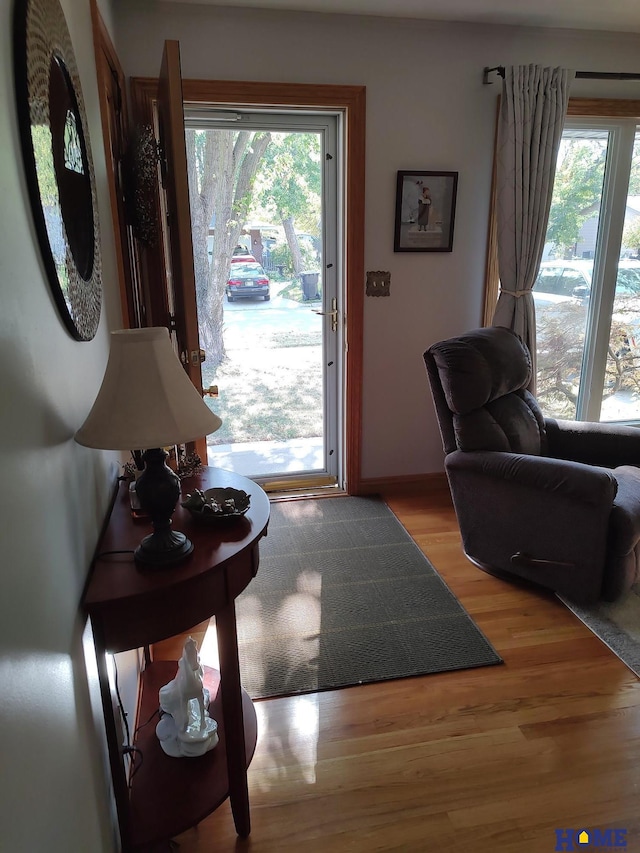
546;136;640;262
186;128;271;368
545;138;607;259
255;132;322;278
623;217;640;258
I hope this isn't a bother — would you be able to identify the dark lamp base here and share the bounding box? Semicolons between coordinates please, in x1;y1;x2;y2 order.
135;528;194;566
133;447;194;567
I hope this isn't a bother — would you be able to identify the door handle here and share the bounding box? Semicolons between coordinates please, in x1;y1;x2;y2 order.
313;297;338;332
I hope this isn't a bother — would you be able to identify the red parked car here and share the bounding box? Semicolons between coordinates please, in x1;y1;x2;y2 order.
226;261;271;302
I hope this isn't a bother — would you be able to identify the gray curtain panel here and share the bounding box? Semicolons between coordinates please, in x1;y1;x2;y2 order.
492;65;575;393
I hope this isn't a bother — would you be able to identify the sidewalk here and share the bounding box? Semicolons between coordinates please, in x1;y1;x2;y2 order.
207;436;323;478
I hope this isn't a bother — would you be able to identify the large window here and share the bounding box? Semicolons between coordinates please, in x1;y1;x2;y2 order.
533;115;640;422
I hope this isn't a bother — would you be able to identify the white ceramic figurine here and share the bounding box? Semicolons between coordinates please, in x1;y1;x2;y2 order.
155;636;219;758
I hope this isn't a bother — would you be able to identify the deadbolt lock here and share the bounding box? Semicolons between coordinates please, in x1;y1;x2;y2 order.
190;348;206;366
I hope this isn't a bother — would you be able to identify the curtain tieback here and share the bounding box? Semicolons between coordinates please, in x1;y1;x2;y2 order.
500;289;530;298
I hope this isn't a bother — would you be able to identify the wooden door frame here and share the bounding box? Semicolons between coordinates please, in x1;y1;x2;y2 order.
90;0;142;328
130;78;366;495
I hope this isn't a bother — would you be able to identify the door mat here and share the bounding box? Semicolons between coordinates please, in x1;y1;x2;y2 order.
231;495;502;699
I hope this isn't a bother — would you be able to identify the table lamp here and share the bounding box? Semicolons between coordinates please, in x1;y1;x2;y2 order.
75;327;222;566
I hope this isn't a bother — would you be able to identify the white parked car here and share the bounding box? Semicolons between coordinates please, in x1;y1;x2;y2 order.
533;259;640;352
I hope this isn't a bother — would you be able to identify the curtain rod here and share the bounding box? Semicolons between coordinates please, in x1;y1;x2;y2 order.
483;66;640;85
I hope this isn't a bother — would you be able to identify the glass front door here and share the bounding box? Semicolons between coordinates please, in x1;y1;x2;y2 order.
183;108;342;491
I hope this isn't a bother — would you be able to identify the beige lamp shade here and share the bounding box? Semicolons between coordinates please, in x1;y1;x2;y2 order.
75;327;222;450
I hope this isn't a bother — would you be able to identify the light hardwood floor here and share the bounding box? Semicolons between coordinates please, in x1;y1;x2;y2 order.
153;485;640;852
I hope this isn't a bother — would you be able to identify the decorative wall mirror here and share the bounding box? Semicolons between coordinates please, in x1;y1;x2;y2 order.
14;0;102;341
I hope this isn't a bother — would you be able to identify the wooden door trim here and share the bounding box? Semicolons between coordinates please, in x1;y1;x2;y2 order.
130;78;366;495
157;45;204;386
90;0;138;328
156;44;209;463
567;98;640;117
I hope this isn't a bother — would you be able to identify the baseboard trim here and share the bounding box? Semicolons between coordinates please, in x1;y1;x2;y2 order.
357;472;448;495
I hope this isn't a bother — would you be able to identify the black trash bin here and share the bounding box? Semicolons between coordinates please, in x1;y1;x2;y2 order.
300;271;320;300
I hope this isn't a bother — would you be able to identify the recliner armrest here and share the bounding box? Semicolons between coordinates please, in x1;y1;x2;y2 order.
545;417;640;469
446;449;618;506
443;449;618;603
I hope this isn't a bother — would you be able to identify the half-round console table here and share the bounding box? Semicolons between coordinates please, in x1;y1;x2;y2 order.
83;467;270;851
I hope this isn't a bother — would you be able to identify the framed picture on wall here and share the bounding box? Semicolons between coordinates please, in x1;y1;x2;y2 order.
394;170;458;252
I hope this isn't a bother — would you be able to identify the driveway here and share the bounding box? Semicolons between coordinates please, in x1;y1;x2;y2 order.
222;281;322;346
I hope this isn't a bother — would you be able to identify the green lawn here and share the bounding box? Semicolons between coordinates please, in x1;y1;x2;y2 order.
201;323;323;445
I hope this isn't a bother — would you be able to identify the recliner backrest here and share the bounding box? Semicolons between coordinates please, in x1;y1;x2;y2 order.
424;326;548;455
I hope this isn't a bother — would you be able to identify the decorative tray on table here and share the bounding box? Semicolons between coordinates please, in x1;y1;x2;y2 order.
181;487;251;522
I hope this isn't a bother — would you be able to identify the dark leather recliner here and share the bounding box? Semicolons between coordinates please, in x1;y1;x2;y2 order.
424;326;640;603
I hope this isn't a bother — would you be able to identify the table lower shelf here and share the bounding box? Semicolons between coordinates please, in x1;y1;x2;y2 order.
128;661;257;849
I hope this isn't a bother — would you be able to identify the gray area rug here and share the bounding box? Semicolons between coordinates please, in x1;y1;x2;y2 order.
559;585;640;677
235;496;502;699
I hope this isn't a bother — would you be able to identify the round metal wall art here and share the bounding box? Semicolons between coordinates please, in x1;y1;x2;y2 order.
14;0;102;341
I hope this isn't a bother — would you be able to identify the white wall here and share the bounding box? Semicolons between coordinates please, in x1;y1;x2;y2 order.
0;0;123;848
113;0;640;480
1;1;637;847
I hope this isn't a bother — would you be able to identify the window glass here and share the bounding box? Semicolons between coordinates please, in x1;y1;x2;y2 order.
558;268;589;295
534;267;564;295
535;130;607;420
601;131;640;421
535;123;640;423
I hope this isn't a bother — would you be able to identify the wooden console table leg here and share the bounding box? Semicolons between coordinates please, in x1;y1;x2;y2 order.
215;601;251;837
